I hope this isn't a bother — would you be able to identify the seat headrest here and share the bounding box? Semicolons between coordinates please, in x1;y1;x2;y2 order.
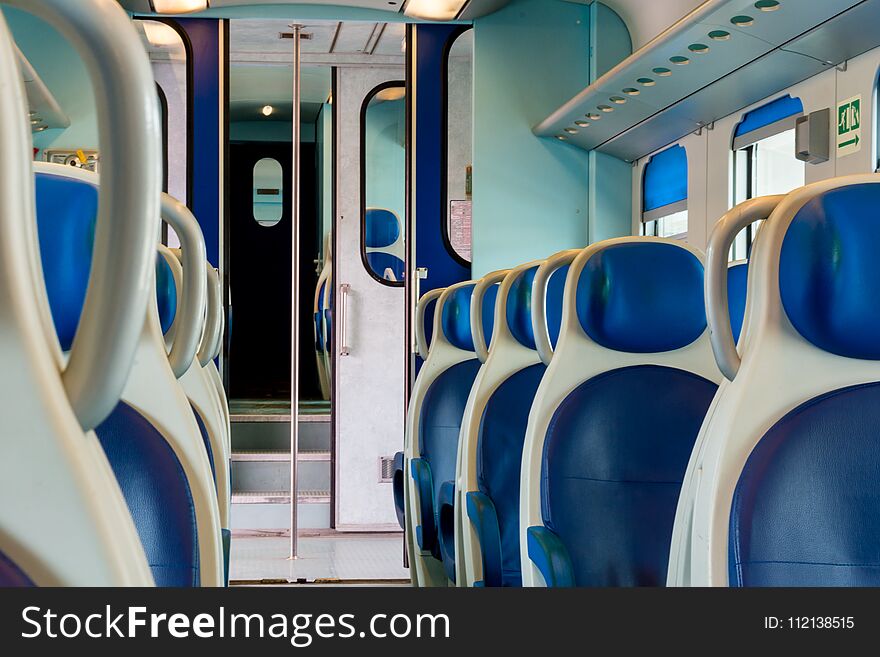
156;256;177;335
364;208;400;248
35;173;97;351
576;241;706;353
780;183;880;360
547;263;570;349
728;262;748;345
441;283;497;353
506;266;538;349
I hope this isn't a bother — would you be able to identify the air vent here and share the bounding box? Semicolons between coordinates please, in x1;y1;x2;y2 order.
378;456;396;483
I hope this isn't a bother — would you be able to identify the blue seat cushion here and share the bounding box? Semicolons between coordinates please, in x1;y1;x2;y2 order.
366;251;405;282
0;549;34;587
542;365;716;586
417;358;481;559
475;363;546;586
437;480;457;582
730;382;880;587
364;208;400;248
96;402;200;587
728;262;748;344
780;183;880;360
191;403;216;490
156;256;177;336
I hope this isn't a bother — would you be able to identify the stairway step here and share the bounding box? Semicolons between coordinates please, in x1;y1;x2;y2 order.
232;490;330;505
231;449;330;463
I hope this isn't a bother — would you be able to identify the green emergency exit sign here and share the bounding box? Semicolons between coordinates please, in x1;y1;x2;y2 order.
837;95;861;157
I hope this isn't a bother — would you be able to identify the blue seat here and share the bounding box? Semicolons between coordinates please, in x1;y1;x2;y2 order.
522;239;723;587
364;208;404;282
409;281;498;585
460;259;570;587
36;171;203;587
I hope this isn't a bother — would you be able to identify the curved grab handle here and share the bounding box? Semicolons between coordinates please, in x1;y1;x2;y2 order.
160;193;207;378
706;195;786;381
197;263;221;368
532;249;582;367
211;268;225;362
13;0;163;430
471;269;510;364
415;288;444;360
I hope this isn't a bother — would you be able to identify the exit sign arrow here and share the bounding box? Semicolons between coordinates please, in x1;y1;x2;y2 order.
839;134;860;149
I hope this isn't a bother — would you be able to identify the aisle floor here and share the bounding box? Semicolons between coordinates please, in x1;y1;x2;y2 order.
230;532;410;584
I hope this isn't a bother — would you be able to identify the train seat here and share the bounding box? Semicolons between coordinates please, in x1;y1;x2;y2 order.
0;0;159;586
314;232;332;400
671;176;880;587
160;246;232;582
404;277;502;586
34;163;223;587
520;238;723;587
455;250;576;587
365;208;405;282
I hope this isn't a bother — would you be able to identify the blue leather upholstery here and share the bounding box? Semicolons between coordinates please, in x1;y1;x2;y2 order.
441;285;476;351
541;365;717;586
416;359;482;564
34;173;97;351
730;382;880;587
156;256;177;336
324;309;332;349
437;480;457;582
366;251;406;282
780;183;880;360
96;402;200;587
315;281;326;350
392;451;406;530
0;549;34;587
507;267;538;349
527;526;575;587
473;363;546;586
728;263;748;344
576;242;706;353
466;492;503;587
546;264;569;349
365;208;400;248
191;403;216;489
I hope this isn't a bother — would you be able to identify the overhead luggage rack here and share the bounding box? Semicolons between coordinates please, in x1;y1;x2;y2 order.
534;0;880;162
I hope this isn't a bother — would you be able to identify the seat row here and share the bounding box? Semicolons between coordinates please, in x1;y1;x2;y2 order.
400;172;880;587
0;0;230;586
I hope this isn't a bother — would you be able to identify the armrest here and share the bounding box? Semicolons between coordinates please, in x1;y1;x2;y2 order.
437;480;457;583
527;526;575;587
466;491;504;587
392;451;406;530
410;458;436;552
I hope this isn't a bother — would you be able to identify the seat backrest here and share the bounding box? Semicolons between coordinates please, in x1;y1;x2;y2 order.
365;207;405;282
676;175;880;587
458;252;574;587
0;0;161;586
521;238;723;587
404;277;500;587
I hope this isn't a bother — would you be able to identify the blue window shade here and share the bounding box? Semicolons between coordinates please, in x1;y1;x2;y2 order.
734;94;803;139
643;145;687;214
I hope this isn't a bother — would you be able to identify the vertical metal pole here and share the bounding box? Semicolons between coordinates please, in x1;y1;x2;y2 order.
289;23;302;560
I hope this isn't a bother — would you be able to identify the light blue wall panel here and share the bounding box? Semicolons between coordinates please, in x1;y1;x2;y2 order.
5;8;97;153
229;121;315;142
472;0;591;276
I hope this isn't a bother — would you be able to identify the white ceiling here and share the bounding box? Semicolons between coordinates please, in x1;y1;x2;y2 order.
120;0;405;14
598;0;707;49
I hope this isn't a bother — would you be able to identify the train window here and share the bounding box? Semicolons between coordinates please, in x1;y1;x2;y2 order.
361;82;407;286
730;95;805;260
252;157;284;227
444;28;473;263
641;145;688;239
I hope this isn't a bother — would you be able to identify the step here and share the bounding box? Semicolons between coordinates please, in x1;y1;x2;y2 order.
232;458;329;493
231;449;330;463
230;494;331;530
232;421;331;452
232;490;330;505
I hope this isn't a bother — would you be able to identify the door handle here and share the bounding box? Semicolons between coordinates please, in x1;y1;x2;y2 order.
339;283;351;357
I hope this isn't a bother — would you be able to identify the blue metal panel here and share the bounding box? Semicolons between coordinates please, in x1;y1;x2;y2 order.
642;145;687;214
734;94;803;139
175;18;222;267
414;24;471;296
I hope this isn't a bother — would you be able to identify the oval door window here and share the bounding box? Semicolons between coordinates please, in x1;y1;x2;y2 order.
253;157;283;227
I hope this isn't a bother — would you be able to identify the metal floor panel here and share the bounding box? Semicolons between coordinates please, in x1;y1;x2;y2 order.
229;533;410;584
